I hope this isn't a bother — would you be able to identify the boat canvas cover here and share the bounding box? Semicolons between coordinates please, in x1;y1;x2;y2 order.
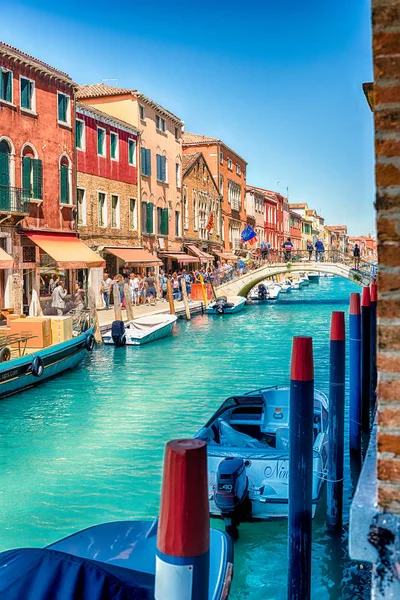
0;547;153;599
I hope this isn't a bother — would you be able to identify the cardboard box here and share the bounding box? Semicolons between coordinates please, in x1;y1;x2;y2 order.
6;313;22;327
9;317;52;348
49;316;73;343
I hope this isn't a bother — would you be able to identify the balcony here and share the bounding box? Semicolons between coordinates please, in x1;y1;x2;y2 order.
0;186;31;215
231;200;241;212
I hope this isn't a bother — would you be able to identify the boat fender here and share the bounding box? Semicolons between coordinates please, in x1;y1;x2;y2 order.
31;355;44;378
0;347;11;362
85;333;95;351
217;305;225;314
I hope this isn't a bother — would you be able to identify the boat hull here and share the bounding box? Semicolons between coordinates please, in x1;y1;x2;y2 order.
206;296;246;314
103;318;176;346
0;329;93;399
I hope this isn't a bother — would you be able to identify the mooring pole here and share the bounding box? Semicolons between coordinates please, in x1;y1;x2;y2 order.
361;287;371;432
288;336;314;600
198;273;209;308
370;280;377;420
166;278;175;315
155;439;209;600
327;311;345;531
349;293;361;457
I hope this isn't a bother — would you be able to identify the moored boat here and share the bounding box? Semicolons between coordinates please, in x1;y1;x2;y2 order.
307;273;320;283
289;277;302;289
249;282;281;301
206;295;246;315
277;280;291;293
194;385;328;536
103;314;177;346
299;273;309;286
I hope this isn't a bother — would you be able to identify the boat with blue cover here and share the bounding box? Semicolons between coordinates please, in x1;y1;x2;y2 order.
0;519;233;599
195;386;328;537
206;295;246;315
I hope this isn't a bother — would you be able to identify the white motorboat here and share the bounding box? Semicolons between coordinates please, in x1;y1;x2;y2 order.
103;314;177;346
206;296;246;315
195;386;328;536
249;282;281;301
299;274;310;286
289;277;303;289
307;273;320;283
277;280;291;293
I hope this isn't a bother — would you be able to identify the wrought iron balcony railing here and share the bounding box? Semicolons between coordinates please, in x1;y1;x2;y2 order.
0;185;31;214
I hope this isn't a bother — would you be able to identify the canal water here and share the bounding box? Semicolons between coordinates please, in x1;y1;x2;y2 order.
0;276;371;599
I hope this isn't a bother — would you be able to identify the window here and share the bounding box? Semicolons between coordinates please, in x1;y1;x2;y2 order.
57;92;70;124
76;188;86;225
219;152;223;165
139;104;145;120
128;139;136;166
175;127;180;141
0;69;12;103
110;132;119;160
129;198;137;230
228;180;241;211
22;156;42;199
183;188;189;229
156;154;167;182
141;147;151;176
227;158;232;170
146;202;154;234
219;175;224;195
111;195;120;227
175;211;181;238
156;115;166;133
157;207;169;235
76;119;85;151
236;164;241;175
98;192;107;227
97;127;106;156
60;157;70;204
20;77;35;111
176;163;181;188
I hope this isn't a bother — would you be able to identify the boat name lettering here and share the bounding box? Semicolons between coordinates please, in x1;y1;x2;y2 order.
264;460;289;480
219;484;233;492
0;368;19;382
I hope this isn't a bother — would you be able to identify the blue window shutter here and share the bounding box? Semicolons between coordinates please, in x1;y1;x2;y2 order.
156;154;160;180
146;149;151;176
142;201;148;233
140;147;145;174
161;157;166;182
32;159;43;199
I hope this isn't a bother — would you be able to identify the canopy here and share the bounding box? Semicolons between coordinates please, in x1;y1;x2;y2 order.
0;247;14;269
159;252;200;264
24;233;105;269
105;247;162;266
185;244;214;262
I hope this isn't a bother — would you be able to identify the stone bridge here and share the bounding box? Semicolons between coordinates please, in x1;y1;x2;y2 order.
215;261;374;297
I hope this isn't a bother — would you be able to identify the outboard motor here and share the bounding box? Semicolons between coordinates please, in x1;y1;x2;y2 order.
258;284;268;300
214;457;251;540
111;320;126;347
215;297;227;314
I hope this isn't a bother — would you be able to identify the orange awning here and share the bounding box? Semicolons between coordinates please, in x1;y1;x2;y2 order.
105;247;162;266
0;247;14;269
185;244;215;262
24;232;105;268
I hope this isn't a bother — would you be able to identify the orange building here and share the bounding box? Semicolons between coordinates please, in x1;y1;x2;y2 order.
183;133;247;254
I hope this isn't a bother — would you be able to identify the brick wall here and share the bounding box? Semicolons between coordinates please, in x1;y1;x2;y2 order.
373;0;400;513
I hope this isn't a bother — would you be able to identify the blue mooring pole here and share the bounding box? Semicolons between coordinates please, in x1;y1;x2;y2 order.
361;287;371;432
349;293;362;457
370;280;377;421
327;311;345;531
288;336;314;600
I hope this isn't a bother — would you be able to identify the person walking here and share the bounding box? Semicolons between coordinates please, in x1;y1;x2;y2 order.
144;271;157;306
52;281;67;316
307;240;313;261
73;282;85;311
353;243;361;269
315;239;325;262
283;238;294;262
100;272;112;309
129;273;139;305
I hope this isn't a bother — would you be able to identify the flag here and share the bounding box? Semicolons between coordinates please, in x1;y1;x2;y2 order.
241;225;257;243
206;212;214;232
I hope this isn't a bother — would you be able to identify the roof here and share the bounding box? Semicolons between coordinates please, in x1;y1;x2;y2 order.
327;225;348;231
290;210;302;218
183;131;247;165
0;41;74;86
182;152;220;195
362;82;374;112
76;102;139;135
289;203;307;209
77;83;184;125
247;186;282;202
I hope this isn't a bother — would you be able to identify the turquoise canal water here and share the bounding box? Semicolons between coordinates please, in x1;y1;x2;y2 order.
0;276;371;599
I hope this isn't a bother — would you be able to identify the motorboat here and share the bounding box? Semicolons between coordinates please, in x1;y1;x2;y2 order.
307;273;320;283
103;314;177;346
206;296;246;315
289;277;303;289
277;280;291;293
0;519;233;599
194;386;328;537
249;282;281;302
299;274;309;286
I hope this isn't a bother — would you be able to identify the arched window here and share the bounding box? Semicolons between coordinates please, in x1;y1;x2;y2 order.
156;197;168;236
21;144;42;200
59;154;71;205
0;137;16;208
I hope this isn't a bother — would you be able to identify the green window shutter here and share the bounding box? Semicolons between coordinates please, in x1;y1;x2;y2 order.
76;121;82;148
0;152;9;187
161;157;166;182
58;94;66;122
141;201;148;233
5;72;12;103
60;165;69;203
111;134;117;159
0;72;3;101
140;148;145;174
97;129;104;155
162;208;169;235
22;157;32;195
146;149;151;176
146;202;153;234
32;159;43;199
21;78;29;109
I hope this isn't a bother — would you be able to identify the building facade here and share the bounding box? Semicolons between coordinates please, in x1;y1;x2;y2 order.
183;133;247;255
289;210;302;249
77;83;184;255
245;187;266;245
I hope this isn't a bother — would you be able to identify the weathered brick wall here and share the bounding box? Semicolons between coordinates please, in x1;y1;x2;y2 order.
77;172;138;247
373;0;400;513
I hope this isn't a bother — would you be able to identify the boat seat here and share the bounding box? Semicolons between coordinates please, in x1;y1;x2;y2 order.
219;419;266;448
276;427;289;450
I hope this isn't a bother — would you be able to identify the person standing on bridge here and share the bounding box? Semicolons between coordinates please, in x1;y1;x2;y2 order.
315;239;325;262
353;243;361;270
283;238;294;262
307;240;313;261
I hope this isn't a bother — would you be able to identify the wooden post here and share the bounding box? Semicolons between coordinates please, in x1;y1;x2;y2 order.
181;277;191;321
124;283;134;322
167;278;175;315
198;273;208;307
12;272;23;315
113;283;123;321
88;287;102;344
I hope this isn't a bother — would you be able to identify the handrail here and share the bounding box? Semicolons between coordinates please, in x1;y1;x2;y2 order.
0;185;31;214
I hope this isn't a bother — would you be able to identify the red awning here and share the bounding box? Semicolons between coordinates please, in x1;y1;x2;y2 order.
159;252;200;264
105;247;162;266
0;248;14;269
24;232;105;268
185;244;215;262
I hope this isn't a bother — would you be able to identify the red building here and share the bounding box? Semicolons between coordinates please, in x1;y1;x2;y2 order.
0;42;102;309
289;210;302;250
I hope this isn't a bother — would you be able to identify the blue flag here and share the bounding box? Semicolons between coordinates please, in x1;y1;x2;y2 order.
241;225;257;242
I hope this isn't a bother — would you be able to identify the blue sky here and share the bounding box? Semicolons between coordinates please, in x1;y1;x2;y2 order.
1;0;375;235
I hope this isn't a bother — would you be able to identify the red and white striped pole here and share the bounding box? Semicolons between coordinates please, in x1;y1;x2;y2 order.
155;439;210;600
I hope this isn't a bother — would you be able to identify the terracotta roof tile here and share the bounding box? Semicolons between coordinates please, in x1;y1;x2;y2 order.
0;41;74;84
182;152;202;173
